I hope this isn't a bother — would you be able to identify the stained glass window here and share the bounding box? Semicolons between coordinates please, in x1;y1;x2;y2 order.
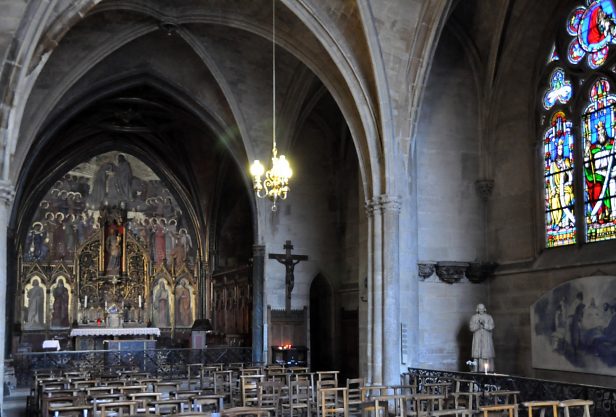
548;43;560;64
543;68;572;110
542;1;616;247
544;112;576;247
567;0;616;68
583;79;616;241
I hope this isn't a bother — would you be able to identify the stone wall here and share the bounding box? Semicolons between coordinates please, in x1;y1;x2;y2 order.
413;27;488;369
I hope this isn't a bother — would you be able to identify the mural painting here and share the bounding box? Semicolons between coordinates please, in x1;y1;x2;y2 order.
531;276;616;375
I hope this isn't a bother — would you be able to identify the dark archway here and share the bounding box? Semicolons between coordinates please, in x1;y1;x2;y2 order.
309;273;333;371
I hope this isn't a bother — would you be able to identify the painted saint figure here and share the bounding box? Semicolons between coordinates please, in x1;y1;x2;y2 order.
585;121;616;222
175;281;192;326
26;279;44;326
153;279;170;327
587;3;616;46
469;303;495;372
105;224;122;275
548;139;575;227
51;279;69;327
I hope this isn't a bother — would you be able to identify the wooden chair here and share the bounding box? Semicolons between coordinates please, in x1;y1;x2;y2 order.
282;380;311;417
346;378;364;416
151;398;193;415
521;401;559;417
156;382;182;399
215;371;234;395
86;386;117;396
258;381;282;417
72;380;99;389
202;366;222;390
192;394;225;413
222;406;272;417
128;391;161;414
47;404;93;417
410;393;446;417
118;385;147;395
241;375;265;407
97;400;138;417
447;379;480;416
479;404;518;417
187;364;204;385
559;400;593;417
317;372;339;388
319;387;348;417
44;395;86;417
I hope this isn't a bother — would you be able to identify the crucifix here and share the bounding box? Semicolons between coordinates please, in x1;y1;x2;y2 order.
269;240;308;311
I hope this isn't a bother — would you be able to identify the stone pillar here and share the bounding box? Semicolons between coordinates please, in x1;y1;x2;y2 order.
380;195;401;385
0;180;14;408
251;244;265;363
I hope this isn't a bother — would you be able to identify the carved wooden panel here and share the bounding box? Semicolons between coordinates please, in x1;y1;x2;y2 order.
211;266;251;344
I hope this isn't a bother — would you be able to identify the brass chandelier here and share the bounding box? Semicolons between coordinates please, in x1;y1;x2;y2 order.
250;0;292;212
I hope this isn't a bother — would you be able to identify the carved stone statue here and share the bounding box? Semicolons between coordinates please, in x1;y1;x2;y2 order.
469;303;495;372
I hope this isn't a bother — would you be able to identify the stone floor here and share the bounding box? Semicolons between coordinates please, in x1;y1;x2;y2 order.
3;388;29;417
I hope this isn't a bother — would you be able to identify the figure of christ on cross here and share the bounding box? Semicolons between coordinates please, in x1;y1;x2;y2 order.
269;240;308;311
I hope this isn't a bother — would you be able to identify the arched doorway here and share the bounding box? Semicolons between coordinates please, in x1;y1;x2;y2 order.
309;274;333;371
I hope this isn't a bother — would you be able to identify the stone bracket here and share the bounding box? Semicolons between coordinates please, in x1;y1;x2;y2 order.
418;261;497;284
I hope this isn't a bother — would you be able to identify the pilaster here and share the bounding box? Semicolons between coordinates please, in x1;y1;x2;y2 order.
0;180;15;409
251;244;265;363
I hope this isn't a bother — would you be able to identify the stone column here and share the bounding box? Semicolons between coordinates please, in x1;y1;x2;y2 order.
0;180;14;407
363;200;375;384
370;198;384;384
251;244;265;363
380;195;401;385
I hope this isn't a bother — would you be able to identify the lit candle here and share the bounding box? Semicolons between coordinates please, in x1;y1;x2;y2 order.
139;295;142;308
484;363;488;375
105;300;108;309
84;295;88;308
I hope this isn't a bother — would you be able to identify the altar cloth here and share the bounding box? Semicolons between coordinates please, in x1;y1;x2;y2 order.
70;327;160;337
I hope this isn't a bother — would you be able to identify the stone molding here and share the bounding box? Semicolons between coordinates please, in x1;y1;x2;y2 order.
0;180;15;206
418;260;497;284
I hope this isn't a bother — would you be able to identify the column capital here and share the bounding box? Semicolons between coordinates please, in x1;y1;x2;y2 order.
252;244;266;257
0;180;15;206
378;194;401;213
364;199;377;217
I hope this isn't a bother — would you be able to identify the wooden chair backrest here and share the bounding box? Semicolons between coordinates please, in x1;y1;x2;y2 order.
241;374;265;406
319;387;349;417
258;380;282;408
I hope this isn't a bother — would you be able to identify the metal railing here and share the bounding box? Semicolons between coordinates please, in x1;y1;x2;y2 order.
12;347;252;387
407;367;616;417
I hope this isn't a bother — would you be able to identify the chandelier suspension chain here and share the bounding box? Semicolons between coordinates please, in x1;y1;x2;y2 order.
249;0;292;211
272;0;276;150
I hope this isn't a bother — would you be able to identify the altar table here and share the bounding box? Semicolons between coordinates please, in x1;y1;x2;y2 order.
70;327;160;350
